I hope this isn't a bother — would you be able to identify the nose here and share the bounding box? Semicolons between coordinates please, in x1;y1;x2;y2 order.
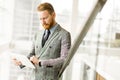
40;19;46;24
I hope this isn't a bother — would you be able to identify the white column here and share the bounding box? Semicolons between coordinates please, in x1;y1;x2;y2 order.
70;0;79;39
4;0;15;41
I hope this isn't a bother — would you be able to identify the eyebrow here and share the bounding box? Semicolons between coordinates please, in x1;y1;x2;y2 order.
40;15;49;20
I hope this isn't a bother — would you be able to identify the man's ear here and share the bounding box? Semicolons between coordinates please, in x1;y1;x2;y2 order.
52;12;56;18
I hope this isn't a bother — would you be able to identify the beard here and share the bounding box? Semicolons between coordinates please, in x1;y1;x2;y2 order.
43;24;50;29
42;18;54;29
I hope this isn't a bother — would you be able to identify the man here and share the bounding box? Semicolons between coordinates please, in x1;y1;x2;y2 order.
13;2;71;80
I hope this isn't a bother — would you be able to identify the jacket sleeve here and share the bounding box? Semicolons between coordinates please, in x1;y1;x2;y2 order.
27;33;37;59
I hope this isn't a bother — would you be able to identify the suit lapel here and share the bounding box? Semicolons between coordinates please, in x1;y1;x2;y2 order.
39;30;44;49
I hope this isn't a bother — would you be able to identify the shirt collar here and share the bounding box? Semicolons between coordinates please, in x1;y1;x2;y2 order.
49;23;58;34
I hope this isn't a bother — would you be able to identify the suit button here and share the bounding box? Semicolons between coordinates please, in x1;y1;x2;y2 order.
49;46;52;48
36;46;38;48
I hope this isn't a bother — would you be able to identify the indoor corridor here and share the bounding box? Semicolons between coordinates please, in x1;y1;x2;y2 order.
0;0;120;80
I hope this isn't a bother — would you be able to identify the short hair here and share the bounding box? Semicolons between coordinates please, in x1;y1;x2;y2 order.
37;2;55;14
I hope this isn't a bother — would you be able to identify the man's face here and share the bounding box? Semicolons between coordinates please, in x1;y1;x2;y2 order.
39;10;55;29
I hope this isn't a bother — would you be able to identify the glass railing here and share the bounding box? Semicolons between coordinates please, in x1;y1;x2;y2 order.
58;0;107;79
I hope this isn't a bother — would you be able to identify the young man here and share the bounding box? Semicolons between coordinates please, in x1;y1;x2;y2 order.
13;2;71;80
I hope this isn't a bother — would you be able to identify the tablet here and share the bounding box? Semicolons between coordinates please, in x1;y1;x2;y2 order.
11;53;35;69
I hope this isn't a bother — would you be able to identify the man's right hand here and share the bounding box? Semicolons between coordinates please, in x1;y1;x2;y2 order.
12;58;22;66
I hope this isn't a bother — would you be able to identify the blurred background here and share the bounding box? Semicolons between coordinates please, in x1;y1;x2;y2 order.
0;0;120;80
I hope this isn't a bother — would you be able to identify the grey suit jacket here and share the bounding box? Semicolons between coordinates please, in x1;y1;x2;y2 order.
28;24;71;80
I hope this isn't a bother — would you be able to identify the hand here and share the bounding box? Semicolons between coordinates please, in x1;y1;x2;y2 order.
30;56;39;65
12;58;22;66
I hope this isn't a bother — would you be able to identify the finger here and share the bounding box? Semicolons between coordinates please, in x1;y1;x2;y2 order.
30;56;35;61
12;57;17;61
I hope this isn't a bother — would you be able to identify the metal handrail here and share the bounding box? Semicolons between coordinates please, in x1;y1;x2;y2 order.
58;0;107;78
